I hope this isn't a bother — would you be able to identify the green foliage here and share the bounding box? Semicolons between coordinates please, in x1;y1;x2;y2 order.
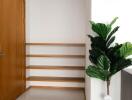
97;55;110;70
106;26;119;42
86;17;132;81
90;21;111;40
115;42;132;58
110;17;118;26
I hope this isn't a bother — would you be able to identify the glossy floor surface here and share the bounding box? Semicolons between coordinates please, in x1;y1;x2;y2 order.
17;88;85;100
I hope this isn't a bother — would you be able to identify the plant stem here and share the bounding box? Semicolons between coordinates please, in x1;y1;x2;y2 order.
107;80;110;95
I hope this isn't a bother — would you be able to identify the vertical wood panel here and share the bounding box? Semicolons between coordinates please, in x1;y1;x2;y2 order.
0;1;3;99
0;0;25;99
16;0;26;97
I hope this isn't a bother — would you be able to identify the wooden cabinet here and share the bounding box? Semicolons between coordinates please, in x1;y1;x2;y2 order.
0;0;25;100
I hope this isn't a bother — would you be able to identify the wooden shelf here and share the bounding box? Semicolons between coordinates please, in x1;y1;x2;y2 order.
27;76;85;82
26;65;85;70
26;43;85;47
30;86;84;90
26;54;85;58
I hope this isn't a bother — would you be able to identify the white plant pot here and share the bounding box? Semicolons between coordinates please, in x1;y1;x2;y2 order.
104;95;112;100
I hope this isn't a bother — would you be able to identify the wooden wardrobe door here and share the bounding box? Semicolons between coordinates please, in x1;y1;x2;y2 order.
0;0;25;100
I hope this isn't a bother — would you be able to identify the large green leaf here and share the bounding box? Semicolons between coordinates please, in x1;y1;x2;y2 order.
106;26;119;42
106;36;115;47
89;48;104;64
110;59;132;76
86;65;110;81
107;43;123;63
107;43;122;57
110;17;119;26
97;55;111;70
116;42;132;58
90;22;111;40
116;59;132;72
88;35;106;51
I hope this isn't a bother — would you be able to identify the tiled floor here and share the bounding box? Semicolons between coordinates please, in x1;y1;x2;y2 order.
17;88;85;100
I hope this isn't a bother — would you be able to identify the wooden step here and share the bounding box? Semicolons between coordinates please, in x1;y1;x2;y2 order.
27;76;85;82
26;43;85;47
27;69;84;77
26;54;85;58
26;65;85;70
30;86;84;90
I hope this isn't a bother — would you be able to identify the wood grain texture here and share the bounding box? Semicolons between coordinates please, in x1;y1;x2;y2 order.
26;43;85;47
0;0;25;99
30;86;84;90
16;0;26;97
26;54;85;58
27;76;85;82
26;65;85;70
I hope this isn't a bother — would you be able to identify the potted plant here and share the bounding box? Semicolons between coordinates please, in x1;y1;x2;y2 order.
86;17;132;100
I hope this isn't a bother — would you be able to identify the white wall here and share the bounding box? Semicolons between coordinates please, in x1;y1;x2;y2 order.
85;0;91;100
26;0;90;88
26;0;88;43
87;0;132;100
92;0;132;44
